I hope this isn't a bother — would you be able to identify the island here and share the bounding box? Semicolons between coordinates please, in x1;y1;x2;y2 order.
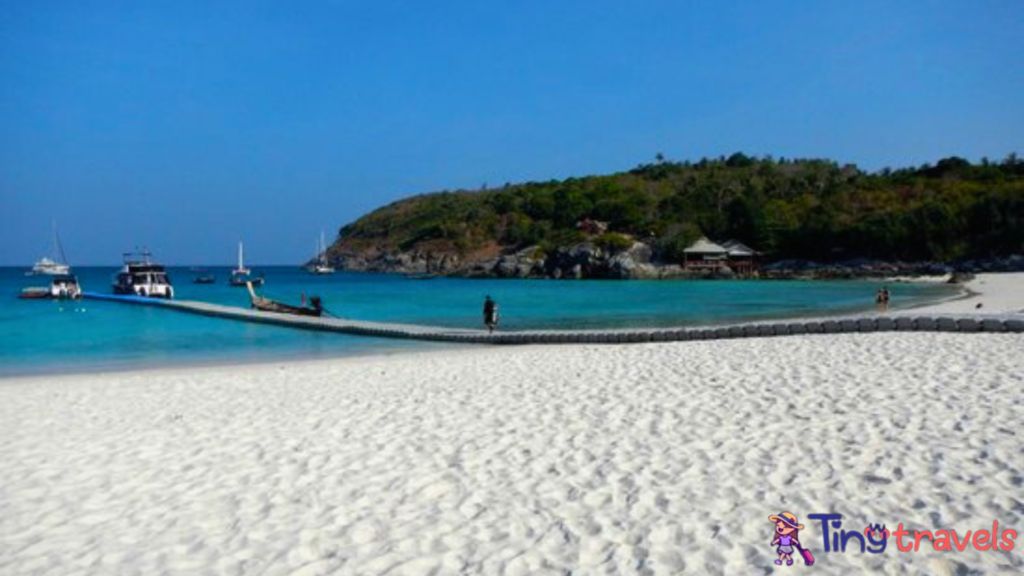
321;153;1024;279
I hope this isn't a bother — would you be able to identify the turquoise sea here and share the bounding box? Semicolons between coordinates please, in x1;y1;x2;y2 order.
0;266;958;376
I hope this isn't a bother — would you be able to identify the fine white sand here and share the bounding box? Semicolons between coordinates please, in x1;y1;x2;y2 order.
913;272;1024;314
1;332;1022;576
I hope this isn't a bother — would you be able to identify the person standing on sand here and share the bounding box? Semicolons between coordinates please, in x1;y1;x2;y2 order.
483;295;499;333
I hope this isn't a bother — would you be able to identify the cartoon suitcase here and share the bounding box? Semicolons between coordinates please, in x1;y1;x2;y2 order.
795;543;814;566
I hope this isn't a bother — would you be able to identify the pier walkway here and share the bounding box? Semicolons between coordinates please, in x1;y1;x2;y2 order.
83;292;1024;345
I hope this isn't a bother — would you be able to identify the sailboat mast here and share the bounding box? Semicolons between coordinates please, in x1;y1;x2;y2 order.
53;220;68;265
238;241;243;271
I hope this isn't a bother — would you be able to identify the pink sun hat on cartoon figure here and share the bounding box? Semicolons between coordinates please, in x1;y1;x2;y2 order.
769;512;805;530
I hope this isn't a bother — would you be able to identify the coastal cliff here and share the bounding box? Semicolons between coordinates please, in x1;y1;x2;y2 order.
323;154;1024;279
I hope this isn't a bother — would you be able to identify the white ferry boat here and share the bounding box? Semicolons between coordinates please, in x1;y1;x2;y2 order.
112;251;174;299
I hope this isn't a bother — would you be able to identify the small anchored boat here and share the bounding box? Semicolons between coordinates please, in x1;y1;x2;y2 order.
27;223;71;276
29;257;70;276
19;273;82;300
307;231;335;275
229;241;265;287
18;286;50;299
247;282;322;317
191;267;216;284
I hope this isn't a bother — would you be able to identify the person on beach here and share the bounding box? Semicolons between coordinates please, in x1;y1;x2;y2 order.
875;288;887;311
483;295;499;333
769;512;803;566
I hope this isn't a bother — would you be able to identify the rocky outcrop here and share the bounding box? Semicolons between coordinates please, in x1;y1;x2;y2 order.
327;249;465;275
954;254;1024;273
328;242;1024;281
475;247;547;279
760;255;1024;280
541;241;685;279
335;240;742;280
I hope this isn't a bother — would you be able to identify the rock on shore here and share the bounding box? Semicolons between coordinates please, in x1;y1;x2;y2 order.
326;241;1024;281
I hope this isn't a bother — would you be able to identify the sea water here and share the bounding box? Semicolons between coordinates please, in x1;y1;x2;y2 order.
0;266;958;376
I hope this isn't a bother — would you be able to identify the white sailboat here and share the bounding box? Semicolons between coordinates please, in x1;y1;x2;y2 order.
309;231;335;275
229;241;264;286
28;222;71;276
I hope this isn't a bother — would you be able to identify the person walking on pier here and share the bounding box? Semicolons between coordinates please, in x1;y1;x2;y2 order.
483;296;499;333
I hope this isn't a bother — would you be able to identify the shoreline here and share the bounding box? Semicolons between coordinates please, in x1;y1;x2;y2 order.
0;344;496;387
5;274;1017;380
0;338;466;382
910;272;1024;314
0;296;958;382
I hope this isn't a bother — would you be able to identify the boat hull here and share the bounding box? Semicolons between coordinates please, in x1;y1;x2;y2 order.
17;290;80;300
113;285;174;299
251;297;322;317
245;282;321;316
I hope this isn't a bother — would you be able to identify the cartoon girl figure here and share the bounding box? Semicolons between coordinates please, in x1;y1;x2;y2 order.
769;512;804;566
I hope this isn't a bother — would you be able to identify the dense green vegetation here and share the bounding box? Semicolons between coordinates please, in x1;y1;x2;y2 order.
337;153;1024;263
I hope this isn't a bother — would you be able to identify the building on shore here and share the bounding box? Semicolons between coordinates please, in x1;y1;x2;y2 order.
720;240;758;275
682;237;729;270
683;237;759;274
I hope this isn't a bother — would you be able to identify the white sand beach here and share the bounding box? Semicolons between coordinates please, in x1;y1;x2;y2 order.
2;326;1022;575
915;272;1024;314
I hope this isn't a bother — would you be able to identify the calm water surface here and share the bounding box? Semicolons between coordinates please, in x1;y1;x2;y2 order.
0;266;958;376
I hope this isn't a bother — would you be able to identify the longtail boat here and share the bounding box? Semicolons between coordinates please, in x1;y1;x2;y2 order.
247;282;322;317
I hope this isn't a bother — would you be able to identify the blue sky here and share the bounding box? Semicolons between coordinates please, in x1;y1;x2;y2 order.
1;1;1021;265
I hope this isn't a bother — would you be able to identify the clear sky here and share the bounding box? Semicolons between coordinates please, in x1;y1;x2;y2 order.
1;1;1021;265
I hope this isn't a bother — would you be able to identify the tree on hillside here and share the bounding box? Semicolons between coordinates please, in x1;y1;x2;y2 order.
333;153;1024;264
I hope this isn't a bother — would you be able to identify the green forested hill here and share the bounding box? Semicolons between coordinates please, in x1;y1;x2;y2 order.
331;153;1024;271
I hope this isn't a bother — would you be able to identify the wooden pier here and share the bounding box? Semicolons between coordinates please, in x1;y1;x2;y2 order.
82;292;1024;345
